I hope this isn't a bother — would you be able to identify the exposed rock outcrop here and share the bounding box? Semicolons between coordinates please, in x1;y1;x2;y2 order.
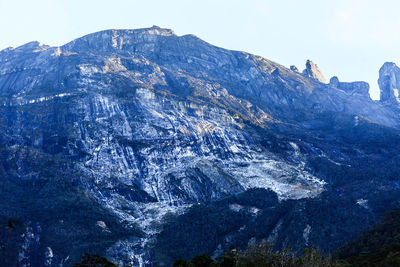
329;76;370;99
302;59;326;83
1;27;400;266
290;65;299;72
378;62;400;103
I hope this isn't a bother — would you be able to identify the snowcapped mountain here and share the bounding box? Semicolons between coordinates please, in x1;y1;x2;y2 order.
1;26;400;266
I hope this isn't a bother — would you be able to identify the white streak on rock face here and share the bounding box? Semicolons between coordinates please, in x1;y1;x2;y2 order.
76;88;325;212
112;30;119;49
2;26;400;267
229;203;244;212
229;204;260;215
267;219;283;243
354;116;359;126
70;87;325;266
79;64;102;76
227;157;325;200
106;202;190;267
289;142;300;157
0;93;73;107
303;224;312;246
103;57;127;73
44;247;54;267
393;89;400;102
27;93;72;104
52;47;62;57
18;223;41;267
357;199;369;209
96;221;111;233
379;62;400;103
136;87;156;100
50;47;78;57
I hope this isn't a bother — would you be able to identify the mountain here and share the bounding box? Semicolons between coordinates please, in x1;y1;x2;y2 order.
301;59;327;83
0;26;400;266
379;62;400;104
335;205;400;265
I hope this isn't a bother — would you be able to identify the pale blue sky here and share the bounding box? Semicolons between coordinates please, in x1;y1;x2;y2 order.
1;0;400;99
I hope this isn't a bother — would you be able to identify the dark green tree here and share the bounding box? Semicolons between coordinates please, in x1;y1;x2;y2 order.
191;254;214;267
173;259;194;267
73;253;117;267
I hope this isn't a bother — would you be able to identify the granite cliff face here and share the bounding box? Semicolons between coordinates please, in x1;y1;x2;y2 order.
1;26;400;266
378;62;400;103
329;76;370;98
302;59;326;83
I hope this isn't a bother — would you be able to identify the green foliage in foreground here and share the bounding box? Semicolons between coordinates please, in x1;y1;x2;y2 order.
73;241;400;267
74;204;400;267
343;243;400;267
335;208;400;266
335;206;400;266
173;242;348;267
73;253;117;267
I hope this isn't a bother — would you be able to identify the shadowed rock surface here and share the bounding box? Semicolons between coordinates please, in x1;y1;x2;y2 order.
0;26;400;266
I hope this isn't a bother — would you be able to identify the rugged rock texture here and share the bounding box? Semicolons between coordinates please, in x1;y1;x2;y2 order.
0;26;400;266
329;76;370;98
378;62;400;103
302;59;327;83
290;65;299;72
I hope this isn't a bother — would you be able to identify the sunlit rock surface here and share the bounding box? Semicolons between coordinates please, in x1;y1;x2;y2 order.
329;76;370;99
1;27;400;266
302;59;326;83
379;62;400;103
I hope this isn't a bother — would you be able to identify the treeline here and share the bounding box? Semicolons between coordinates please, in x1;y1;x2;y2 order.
74;240;400;267
174;205;400;267
74;206;400;267
173;242;346;267
335;206;400;266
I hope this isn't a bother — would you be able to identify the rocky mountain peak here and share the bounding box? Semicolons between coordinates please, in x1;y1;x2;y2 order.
302;59;327;83
329;76;340;87
329;76;370;99
61;26;177;53
378;62;400;103
11;41;50;52
2;27;400;266
290;65;299;72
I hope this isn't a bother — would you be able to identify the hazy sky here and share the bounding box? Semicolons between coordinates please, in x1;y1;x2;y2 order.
1;0;400;99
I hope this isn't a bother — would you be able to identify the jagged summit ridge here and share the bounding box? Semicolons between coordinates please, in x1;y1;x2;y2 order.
61;26;183;52
329;76;370;98
302;59;327;83
378;62;400;103
1;26;400;266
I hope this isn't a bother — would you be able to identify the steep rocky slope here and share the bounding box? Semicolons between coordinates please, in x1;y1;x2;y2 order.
0;26;400;266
